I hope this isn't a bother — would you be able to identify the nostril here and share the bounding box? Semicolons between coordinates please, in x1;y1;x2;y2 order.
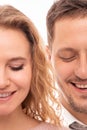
0;79;10;89
74;67;87;79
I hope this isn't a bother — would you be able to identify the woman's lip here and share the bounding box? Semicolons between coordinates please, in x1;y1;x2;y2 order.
0;91;16;93
0;92;13;98
0;91;16;100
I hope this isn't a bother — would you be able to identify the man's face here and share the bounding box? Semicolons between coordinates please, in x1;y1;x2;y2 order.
50;18;87;114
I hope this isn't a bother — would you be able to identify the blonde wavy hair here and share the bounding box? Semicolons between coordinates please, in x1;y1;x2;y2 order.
0;5;61;126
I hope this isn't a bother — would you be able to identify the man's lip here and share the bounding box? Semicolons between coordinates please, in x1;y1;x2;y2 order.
71;81;87;85
70;82;87;89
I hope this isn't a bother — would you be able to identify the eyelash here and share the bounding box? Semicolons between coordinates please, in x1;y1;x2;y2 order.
59;56;76;62
10;64;24;71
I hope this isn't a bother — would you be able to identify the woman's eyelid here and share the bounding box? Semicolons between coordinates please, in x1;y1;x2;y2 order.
9;64;24;70
12;64;24;67
8;61;24;67
7;59;26;70
11;64;23;67
10;64;24;71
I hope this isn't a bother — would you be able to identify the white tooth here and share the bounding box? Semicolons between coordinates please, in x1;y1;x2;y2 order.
0;93;11;98
85;85;87;88
76;84;87;89
80;85;85;88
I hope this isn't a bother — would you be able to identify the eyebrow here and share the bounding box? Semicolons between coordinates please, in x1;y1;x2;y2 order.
58;48;76;52
8;57;27;62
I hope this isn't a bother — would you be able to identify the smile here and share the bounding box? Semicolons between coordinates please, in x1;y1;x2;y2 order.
76;84;87;89
0;92;15;98
71;82;87;89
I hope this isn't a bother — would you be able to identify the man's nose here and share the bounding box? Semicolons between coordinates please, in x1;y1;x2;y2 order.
74;53;87;79
0;69;9;89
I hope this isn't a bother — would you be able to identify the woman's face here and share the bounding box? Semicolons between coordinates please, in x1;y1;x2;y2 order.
0;27;32;115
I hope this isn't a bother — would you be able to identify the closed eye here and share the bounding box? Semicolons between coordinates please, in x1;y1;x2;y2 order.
10;64;24;71
57;48;77;62
59;56;76;62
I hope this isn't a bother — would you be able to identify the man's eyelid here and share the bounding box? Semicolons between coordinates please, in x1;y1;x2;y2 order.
57;48;77;58
58;55;76;59
61;56;76;61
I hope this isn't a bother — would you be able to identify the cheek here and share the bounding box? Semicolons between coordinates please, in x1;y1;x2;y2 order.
17;75;31;89
53;59;76;80
10;69;32;90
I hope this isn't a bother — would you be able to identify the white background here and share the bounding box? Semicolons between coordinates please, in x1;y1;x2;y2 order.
0;0;54;44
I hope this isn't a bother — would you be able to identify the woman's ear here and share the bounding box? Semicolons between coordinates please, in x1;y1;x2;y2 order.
46;45;51;61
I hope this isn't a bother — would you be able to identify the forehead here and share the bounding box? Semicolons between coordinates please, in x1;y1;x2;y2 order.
0;28;30;57
54;18;87;37
53;18;87;42
52;18;87;52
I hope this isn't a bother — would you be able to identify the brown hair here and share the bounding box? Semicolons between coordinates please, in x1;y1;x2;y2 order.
46;0;87;49
0;5;60;125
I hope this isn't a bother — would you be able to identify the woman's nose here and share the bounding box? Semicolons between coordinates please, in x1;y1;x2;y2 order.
0;69;10;89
